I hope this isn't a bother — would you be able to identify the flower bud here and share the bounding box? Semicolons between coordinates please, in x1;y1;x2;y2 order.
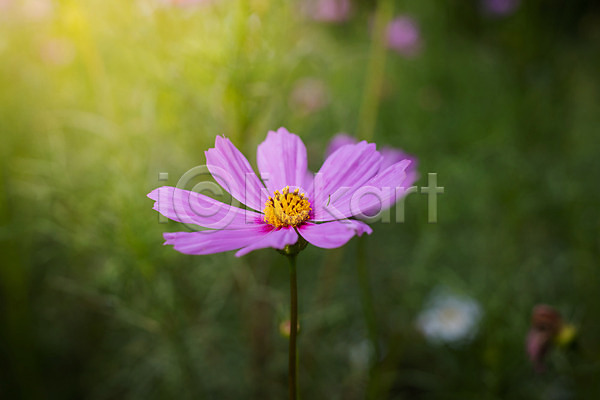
526;304;563;373
279;319;300;338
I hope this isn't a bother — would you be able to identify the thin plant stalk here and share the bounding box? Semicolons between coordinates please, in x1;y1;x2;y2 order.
288;255;298;400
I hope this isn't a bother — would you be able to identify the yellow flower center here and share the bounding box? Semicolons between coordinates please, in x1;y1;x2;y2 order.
263;186;311;228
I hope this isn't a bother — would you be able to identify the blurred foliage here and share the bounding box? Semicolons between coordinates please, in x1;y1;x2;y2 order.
1;0;600;399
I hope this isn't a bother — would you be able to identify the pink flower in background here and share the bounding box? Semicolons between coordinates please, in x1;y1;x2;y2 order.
149;128;414;256
325;133;355;157
0;0;12;11
386;16;422;57
40;38;76;67
22;0;53;20
482;0;520;16
305;0;352;23
160;0;212;8
289;78;329;115
326;133;418;185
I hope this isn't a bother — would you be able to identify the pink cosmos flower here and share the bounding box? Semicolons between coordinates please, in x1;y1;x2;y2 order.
304;0;352;23
149;128;415;257
482;0;520;16
0;0;12;11
40;38;76;67
22;0;53;20
161;0;212;7
386;16;422;57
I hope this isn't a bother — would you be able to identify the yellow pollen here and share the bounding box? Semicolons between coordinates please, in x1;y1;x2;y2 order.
263;186;311;228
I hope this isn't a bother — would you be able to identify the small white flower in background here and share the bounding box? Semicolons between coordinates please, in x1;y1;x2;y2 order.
416;288;482;344
348;339;372;372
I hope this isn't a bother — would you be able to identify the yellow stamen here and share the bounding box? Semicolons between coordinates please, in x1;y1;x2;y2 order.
263;186;311;228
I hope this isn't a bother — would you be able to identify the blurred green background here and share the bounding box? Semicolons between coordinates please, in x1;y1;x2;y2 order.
1;0;600;398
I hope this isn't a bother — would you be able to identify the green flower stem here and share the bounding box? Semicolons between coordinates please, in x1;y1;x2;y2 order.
288;254;298;400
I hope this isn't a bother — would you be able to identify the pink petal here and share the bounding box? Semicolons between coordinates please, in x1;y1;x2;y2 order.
256;127;310;194
205;136;267;212
380;147;417;171
526;330;551;373
298;219;372;249
163;224;275;256
329;159;414;219
311;141;382;221
326;135;418;174
380;149;419;194
304;170;314;191
148;186;263;229
236;226;298;257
